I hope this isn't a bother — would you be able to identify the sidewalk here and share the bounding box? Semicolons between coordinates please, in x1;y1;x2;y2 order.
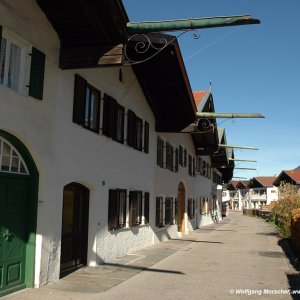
5;212;299;300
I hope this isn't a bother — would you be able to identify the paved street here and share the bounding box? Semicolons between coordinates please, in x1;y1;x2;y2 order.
5;212;300;300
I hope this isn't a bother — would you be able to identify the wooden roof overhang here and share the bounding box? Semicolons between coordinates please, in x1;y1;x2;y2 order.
210;128;229;168
130;34;197;132
248;177;263;188
36;0;129;68
217;148;234;184
236;181;250;189
193;93;219;155
273;171;297;187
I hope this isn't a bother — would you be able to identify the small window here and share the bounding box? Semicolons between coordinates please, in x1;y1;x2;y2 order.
156;197;164;227
84;85;101;132
108;189;127;230
127;110;143;151
166;142;174;172
102;94;124;142
73;74;100;133
157;137;164;168
0;29;45;99
129;191;142;226
0;138;29;175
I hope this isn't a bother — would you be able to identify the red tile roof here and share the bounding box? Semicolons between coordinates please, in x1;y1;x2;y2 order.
193;91;207;106
284;170;300;183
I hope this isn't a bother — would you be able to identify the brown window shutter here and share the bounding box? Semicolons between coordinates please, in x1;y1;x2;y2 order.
129;191;136;226
108;189;118;230
144;192;150;224
103;94;117;138
0;25;2;55
73;74;87;125
144;122;149;153
127;110;135;147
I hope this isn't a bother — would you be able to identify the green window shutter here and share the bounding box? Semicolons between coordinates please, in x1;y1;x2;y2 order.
108;189;118;230
29;47;45;100
73;74;87;125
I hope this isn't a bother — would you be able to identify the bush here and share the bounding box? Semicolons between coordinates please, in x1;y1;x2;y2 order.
271;182;300;238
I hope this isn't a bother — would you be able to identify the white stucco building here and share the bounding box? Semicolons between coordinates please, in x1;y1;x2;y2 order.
0;1;236;296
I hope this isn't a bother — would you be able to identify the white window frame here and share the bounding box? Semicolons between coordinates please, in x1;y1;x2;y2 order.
1;28;31;95
0;137;29;175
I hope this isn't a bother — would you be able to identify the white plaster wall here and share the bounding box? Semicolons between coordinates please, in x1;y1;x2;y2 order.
267;187;278;204
0;0;157;286
0;0;61;287
53;65;157;268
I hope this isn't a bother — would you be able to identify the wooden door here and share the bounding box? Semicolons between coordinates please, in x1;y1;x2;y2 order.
0;175;29;295
177;182;185;233
60;184;89;275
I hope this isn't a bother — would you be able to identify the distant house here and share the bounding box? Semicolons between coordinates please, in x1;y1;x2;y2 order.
236;181;250;209
222;178;278;210
273;170;300;189
248;177;278;208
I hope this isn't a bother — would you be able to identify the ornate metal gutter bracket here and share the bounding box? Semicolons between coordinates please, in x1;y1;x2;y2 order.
124;29;200;65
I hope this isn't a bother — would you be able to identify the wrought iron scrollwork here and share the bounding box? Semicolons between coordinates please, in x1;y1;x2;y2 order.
196;118;215;133
124;30;200;65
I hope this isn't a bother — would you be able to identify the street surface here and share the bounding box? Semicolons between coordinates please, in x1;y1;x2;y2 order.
5;212;300;300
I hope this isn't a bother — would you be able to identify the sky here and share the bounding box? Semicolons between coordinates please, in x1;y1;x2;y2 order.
122;0;300;180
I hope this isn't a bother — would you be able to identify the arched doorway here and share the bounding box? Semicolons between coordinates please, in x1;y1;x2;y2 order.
60;183;89;276
0;130;38;297
177;182;186;234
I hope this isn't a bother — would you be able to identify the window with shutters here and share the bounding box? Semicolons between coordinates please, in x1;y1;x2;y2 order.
157;137;164;168
84;84;101;132
0;27;45;99
156;197;164;227
166;142;174;172
73;74;100;133
129;191;142;226
102;94;124;142
108;189;127;230
165;197;174;225
127;110;143;151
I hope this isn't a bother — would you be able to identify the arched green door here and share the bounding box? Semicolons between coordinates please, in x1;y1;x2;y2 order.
0;131;38;297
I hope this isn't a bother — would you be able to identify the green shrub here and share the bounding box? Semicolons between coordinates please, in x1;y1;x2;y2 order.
271;182;300;237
